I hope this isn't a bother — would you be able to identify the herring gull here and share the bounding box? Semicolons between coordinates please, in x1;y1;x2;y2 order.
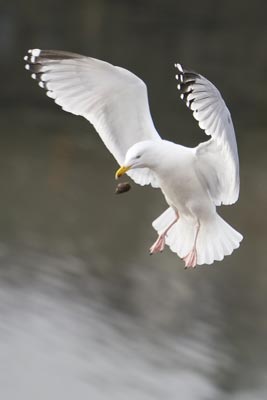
24;49;243;267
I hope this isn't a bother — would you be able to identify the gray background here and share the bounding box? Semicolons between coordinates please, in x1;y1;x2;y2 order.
1;0;267;399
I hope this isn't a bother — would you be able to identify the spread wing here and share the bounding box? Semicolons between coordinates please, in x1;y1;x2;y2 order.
175;63;240;205
24;49;161;187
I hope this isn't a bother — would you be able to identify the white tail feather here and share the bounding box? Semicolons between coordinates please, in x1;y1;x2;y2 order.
152;207;176;233
152;207;243;266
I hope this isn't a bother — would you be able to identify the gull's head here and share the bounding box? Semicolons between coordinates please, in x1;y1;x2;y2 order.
115;140;159;179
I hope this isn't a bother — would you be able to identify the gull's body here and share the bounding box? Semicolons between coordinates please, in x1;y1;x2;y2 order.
24;49;243;267
150;142;211;216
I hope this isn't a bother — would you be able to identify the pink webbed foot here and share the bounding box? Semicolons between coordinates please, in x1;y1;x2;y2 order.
150;209;179;256
183;221;200;269
183;248;197;268
149;234;165;255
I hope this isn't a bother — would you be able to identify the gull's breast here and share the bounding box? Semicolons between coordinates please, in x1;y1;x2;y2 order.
158;165;215;219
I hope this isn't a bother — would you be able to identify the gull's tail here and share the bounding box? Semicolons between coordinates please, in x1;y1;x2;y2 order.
152;207;243;266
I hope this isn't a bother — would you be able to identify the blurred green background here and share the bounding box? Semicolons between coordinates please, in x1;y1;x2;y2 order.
0;1;267;399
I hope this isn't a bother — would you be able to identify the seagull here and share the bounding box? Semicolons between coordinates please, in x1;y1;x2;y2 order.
24;49;242;267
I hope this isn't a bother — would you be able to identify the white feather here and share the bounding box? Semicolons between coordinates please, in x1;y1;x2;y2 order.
179;73;240;205
31;48;41;57
27;51;161;187
152;207;242;265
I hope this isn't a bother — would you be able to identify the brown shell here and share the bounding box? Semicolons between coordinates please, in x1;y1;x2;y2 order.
115;182;131;194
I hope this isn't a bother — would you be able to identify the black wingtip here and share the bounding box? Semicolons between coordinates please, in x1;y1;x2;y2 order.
174;63;201;110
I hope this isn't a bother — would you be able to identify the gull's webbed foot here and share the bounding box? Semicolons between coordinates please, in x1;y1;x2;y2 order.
149;234;165;255
183;248;197;268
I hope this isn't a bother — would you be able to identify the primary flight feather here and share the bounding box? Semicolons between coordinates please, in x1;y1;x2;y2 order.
24;49;242;267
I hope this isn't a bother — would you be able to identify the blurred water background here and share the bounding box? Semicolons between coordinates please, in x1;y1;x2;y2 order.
1;0;267;399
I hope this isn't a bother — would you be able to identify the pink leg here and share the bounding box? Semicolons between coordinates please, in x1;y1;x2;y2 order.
183;221;200;268
150;211;179;255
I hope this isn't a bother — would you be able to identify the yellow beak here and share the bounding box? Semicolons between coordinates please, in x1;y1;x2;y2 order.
115;165;131;179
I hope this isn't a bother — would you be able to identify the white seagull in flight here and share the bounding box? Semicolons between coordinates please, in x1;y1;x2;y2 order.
24;49;242;268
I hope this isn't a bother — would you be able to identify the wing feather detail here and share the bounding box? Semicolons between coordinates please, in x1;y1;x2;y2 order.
175;63;240;205
24;49;161;187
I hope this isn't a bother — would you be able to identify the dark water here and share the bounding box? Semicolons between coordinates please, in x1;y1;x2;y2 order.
1;0;267;398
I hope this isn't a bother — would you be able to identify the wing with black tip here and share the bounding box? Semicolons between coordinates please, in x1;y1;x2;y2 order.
175;64;240;205
24;49;161;188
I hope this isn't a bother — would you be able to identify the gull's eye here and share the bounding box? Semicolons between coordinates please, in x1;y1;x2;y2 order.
136;154;141;159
